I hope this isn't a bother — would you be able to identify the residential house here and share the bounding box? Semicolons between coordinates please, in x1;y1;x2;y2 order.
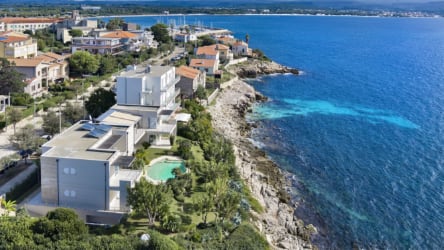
0;31;37;59
174;33;197;43
35;52;70;84
71;37;124;55
9;52;69;96
123;23;138;31
100;31;137;51
109;65;181;147
56;11;100;44
29;65;182;224
0;17;63;33
36;119;142;224
232;40;252;57
9;58;49;97
195;45;220;61
190;58;219;75
176;65;206;99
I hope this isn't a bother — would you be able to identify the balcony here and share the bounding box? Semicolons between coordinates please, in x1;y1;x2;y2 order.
162;88;180;109
161;76;180;92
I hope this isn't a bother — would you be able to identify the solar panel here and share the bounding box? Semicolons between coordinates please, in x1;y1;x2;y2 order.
80;123;95;131
96;124;112;132
88;129;107;138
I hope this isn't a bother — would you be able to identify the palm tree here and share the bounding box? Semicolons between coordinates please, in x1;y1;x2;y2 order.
1;199;16;216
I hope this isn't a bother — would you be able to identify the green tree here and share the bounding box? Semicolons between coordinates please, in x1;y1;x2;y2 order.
200;35;216;46
69;51;99;76
151;23;171;44
217;191;241;223
106;18;124;30
195;84;206;100
69;29;83;37
8;108;22;135
9;124;40;151
127;178;170;225
63;102;85;124
194;194;213;225
0;58;25;95
98;55;118;75
42;111;60;136
177;140;192;160
32;208;88;242
85;88;116;118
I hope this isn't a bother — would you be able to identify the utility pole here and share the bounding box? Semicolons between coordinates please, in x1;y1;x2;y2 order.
59;103;62;134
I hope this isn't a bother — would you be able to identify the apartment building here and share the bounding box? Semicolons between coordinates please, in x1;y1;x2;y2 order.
0;31;37;59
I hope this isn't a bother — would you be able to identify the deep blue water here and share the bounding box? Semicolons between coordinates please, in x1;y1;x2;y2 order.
103;15;444;249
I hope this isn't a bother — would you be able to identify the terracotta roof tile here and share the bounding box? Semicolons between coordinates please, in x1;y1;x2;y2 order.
190;59;216;68
176;65;200;79
9;58;45;67
0;17;63;24
0;35;29;43
101;31;137;39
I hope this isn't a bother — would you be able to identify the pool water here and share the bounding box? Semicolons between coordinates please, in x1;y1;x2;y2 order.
146;160;186;181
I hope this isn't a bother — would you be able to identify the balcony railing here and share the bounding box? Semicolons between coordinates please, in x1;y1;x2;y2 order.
161;76;180;91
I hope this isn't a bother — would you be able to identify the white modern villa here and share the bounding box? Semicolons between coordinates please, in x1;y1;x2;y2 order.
26;65;181;224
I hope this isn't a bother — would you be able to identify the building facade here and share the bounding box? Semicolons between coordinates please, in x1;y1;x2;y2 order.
71;37;123;55
0;17;63;33
0;31;37;59
111;65;181;147
176;65;206;99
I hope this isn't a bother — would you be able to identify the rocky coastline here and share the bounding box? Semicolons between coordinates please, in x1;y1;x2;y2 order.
229;59;300;78
208;77;317;250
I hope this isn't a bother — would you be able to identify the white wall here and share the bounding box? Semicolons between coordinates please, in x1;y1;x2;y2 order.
57;158;109;210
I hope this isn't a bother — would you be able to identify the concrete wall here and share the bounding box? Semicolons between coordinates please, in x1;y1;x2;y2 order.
116;76;144;105
57;158;108;210
177;77;194;98
40;156;59;204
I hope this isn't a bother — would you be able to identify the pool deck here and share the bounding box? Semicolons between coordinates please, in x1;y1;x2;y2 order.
145;156;187;185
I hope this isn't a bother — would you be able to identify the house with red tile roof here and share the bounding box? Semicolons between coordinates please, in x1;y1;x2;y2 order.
0;17;64;33
232;40;252;56
8;58;49;97
71;37;124;55
189;58;219;75
0;31;37;58
195;44;233;62
8;52;69;97
175;65;206;98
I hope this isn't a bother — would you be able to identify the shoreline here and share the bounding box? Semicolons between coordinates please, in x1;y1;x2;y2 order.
92;13;441;20
208;78;316;250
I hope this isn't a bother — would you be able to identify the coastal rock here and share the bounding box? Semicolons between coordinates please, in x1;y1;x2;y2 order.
230;59;300;78
208;79;315;250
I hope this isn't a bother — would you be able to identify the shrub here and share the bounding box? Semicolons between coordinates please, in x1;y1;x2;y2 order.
177;140;192;160
142;141;150;149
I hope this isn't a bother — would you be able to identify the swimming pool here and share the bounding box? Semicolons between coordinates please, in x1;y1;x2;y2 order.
146;157;186;183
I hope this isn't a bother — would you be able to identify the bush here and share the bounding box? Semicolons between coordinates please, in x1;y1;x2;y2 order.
142;141;151;149
177;140;192;160
146;229;180;250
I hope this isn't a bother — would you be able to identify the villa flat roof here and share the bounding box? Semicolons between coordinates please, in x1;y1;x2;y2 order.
111;104;160;113
119;65;173;78
42;122;114;161
98;110;141;126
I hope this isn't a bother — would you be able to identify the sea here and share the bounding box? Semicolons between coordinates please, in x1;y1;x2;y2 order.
101;15;444;249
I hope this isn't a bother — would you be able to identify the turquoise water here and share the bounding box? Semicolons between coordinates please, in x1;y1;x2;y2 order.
103;15;444;249
146;160;186;181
